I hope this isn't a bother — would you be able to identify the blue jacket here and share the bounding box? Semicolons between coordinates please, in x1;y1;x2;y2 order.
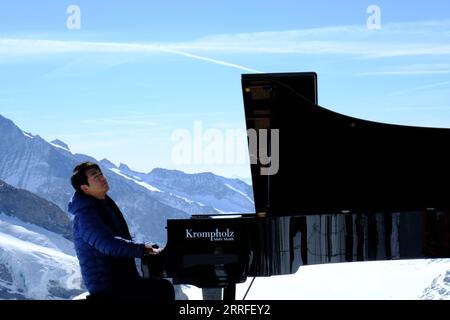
68;191;145;294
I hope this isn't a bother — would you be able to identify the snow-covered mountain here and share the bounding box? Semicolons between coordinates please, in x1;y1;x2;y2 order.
0;213;84;299
420;263;450;299
0;180;82;299
0;113;254;300
0;180;72;240
0;114;255;244
108;162;254;214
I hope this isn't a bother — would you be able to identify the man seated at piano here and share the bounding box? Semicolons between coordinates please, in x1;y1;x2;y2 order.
68;161;175;300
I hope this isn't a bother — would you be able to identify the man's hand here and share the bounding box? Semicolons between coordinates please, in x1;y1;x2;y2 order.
144;244;162;255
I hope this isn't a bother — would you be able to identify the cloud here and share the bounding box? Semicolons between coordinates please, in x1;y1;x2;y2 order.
360;64;450;76
40;55;141;79
81;118;157;127
389;80;450;96
1;19;449;69
159;19;450;58
181;20;450;58
54;130;140;139
0;38;262;73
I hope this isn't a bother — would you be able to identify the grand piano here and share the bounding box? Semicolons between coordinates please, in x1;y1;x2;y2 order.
142;72;450;300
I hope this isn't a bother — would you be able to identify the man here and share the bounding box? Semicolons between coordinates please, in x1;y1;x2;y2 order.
68;161;174;300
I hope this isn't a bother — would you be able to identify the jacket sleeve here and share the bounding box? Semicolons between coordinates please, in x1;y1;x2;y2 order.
74;206;145;258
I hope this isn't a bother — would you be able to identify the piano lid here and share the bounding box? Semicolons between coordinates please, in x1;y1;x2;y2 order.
241;72;450;215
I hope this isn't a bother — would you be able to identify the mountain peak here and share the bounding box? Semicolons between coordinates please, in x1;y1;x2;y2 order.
118;163;131;171
99;159;117;169
0;113;12;123
0;114;22;134
149;167;183;175
50;139;70;151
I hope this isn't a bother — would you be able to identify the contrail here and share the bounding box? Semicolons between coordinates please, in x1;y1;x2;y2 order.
159;47;262;73
0;38;263;73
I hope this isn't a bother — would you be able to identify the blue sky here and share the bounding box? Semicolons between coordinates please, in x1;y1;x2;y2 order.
1;1;450;179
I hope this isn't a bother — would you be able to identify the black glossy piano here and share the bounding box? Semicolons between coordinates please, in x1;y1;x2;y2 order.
142;72;450;300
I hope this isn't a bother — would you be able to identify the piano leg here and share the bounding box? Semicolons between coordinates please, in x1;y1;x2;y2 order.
202;288;222;300
223;284;236;301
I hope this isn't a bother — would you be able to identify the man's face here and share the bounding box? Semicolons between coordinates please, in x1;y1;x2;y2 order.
81;167;110;199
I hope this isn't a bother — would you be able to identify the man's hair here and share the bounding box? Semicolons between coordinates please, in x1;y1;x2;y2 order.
71;162;101;192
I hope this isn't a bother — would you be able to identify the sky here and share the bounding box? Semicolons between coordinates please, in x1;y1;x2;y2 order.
1;0;450;179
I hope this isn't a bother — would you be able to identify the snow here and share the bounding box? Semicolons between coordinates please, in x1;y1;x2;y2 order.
179;259;450;300
21;131;33;139
49;142;71;153
231;259;450;300
170;193;194;204
420;269;450;299
0;213;75;255
167;193;208;208
176;193;246;213
224;183;254;204
180;285;203;300
0;232;71;260
109;168;161;192
72;291;89;300
0;216;82;299
210;214;243;219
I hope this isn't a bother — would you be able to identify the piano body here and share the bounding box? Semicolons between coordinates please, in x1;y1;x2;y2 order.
142;72;450;299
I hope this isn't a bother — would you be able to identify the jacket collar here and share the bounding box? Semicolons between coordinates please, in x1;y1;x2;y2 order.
68;191;110;215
